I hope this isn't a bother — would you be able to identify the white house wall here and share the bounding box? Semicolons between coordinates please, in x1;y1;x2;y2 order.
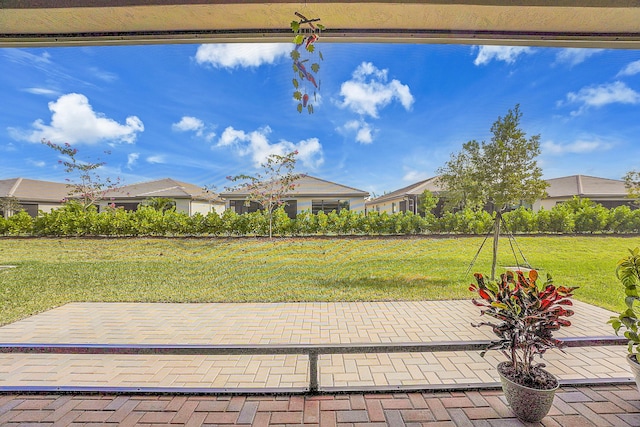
348;197;366;213
296;199;312;213
533;196;631;211
366;197;405;214
37;202;64;214
190;201;224;215
533;199;557;211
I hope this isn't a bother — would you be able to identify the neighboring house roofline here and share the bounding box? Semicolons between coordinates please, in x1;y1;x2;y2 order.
219;174;368;198
367;176;443;205
0;177;70;203
8;177;22;197
543;174;626;198
104;177;222;203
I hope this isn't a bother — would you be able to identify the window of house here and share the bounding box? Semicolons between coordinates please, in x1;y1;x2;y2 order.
20;203;38;217
391;202;396;214
283;200;297;219
230;200;262;215
312;200;348;214
113;202;140;212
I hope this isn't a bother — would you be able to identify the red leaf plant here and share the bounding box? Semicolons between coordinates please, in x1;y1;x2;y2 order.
470;270;578;385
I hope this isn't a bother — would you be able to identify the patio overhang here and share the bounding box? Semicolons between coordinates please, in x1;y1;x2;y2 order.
1;0;640;48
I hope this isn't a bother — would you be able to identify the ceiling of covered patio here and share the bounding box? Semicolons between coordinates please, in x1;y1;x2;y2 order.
1;0;640;48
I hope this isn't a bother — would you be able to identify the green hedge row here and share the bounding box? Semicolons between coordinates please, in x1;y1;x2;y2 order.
1;197;640;237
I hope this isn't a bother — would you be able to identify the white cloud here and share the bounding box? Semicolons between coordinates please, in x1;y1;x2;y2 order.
22;87;59;96
172;116;217;142
341;120;375;144
217;126;324;169
195;43;291;69
617;60;640;77
542;139;613;155
403;169;430;182
473;46;534;66
560;81;640;115
127;153;140;169
554;48;604;67
172;116;204;134
338;62;414;118
8;93;144;144
3;49;51;66
146;155;166;164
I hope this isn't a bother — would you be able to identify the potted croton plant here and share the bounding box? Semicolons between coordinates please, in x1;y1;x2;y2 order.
470;269;578;423
608;247;640;393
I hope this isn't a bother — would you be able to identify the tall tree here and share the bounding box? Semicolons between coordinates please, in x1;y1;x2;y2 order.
226;151;302;238
437;105;547;279
42;140;121;210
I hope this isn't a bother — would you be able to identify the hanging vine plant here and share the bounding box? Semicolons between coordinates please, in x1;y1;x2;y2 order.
290;12;324;114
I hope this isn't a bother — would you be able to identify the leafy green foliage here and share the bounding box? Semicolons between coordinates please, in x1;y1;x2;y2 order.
141;197;176;213
609;247;640;354
436;105;547;278
226;151;301;238
418;190;439;218
470;270;577;382
6;211;33;235
0;197;22;219
624;171;640;205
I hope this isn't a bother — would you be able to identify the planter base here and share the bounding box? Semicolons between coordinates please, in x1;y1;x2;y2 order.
497;362;559;423
627;354;640;395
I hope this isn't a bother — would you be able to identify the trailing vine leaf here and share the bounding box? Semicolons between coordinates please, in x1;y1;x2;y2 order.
290;11;324;115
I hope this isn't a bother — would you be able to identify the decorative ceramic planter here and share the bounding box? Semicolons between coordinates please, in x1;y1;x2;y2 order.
628;354;640;394
497;362;559;423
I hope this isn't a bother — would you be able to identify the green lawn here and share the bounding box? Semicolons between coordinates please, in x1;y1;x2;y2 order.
0;236;638;325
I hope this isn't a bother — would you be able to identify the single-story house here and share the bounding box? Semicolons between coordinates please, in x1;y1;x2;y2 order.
533;174;631;211
219;175;369;218
365;176;445;216
0;177;68;217
101;178;225;215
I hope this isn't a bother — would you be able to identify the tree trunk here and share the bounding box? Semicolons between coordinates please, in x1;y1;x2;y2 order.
491;211;502;280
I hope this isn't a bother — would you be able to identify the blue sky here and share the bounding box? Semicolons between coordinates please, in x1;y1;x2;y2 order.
1;43;639;197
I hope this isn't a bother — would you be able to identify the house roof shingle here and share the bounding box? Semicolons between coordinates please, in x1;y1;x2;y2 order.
367;176;444;204
104;178;222;202
0;178;69;203
544;175;627;198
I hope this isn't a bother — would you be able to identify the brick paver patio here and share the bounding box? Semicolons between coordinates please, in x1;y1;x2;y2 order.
0;301;638;425
0;301;632;390
1;385;639;426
